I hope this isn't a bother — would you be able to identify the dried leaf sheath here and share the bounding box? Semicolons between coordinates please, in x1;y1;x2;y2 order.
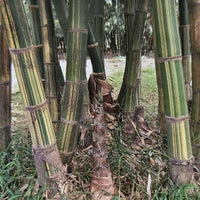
88;74;115;200
58;0;88;163
152;0;193;184
0;0;65;185
189;0;200;169
0;16;11;151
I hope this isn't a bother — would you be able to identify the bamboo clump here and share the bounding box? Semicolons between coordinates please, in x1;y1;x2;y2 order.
0;0;65;185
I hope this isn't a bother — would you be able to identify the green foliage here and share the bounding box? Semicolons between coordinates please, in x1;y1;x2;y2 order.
0;133;45;199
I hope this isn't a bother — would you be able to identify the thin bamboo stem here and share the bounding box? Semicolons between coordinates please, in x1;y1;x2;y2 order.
188;0;200;169
0;15;11;151
38;0;63;133
118;0;149;113
179;0;192;100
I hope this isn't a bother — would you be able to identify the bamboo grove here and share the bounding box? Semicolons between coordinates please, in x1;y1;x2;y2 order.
0;0;199;198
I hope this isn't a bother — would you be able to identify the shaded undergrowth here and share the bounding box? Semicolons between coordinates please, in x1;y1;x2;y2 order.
1;57;199;199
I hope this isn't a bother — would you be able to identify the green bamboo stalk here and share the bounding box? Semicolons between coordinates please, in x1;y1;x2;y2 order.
52;0;69;44
0;15;11;151
29;0;44;83
0;0;65;185
118;0;149;114
58;0;88;163
179;0;192;101
89;0;104;56
188;0;200;170
150;0;166;135
152;0;193;184
88;22;105;74
38;0;63;133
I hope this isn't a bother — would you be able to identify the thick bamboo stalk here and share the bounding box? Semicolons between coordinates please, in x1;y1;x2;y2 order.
0;16;11;151
29;0;44;83
0;0;65;185
38;0;63;133
58;0;88;163
152;0;193;184
118;0;149;114
89;0;104;56
188;0;200;169
179;0;192;100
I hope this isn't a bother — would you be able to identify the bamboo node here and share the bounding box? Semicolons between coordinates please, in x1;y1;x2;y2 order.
88;42;98;48
66;80;88;85
169;156;194;166
46;96;59;100
188;1;200;7
92;14;104;18
137;77;141;84
41;23;54;28
29;5;39;10
44;62;59;66
125;13;135;17
165;115;189;123
157;55;182;63
32;142;66;181
193;89;200;94
136;9;148;13
9;45;43;54
61;118;79;125
68;28;88;34
25;99;48;112
0;81;11;86
179;24;190;29
182;54;191;59
192;144;200;148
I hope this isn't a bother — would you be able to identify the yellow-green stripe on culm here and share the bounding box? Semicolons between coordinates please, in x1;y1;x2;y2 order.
152;0;193;185
188;0;200;170
38;0;64;134
29;0;44;82
0;0;65;186
58;0;89;164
